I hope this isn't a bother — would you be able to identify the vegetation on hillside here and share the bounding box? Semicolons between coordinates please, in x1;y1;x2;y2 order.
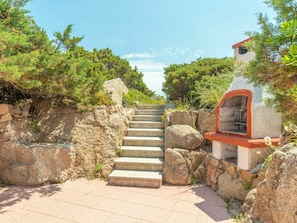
244;0;297;124
0;0;154;106
162;57;234;109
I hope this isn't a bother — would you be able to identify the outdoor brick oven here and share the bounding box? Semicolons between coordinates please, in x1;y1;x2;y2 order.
205;38;282;170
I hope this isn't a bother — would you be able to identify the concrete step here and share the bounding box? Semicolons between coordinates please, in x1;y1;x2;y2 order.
123;136;164;147
129;121;164;129
137;104;165;110
114;157;163;171
133;115;162;121
127;128;164;137
136;110;164;115
120;146;164;158
108;170;162;188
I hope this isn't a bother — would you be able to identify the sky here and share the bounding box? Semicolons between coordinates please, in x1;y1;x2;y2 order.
26;0;275;96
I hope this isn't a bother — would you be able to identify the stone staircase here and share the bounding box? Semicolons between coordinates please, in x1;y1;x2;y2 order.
108;104;165;188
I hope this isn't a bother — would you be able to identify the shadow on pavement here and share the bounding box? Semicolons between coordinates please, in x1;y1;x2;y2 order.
0;183;62;214
192;185;231;222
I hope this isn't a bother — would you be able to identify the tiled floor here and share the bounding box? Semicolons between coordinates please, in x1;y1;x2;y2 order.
0;178;234;223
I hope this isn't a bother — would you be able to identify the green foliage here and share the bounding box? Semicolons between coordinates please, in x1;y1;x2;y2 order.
171;98;192;110
245;0;297;124
28;118;39;133
0;0;154;106
263;154;273;170
162;57;234;109
95;162;103;173
191;176;199;185
116;148;123;156
242;177;254;191
189;72;233;109
123;89;166;106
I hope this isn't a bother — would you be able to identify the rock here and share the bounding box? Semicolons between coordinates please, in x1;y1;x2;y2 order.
217;171;248;201
169;111;198;128
226;164;236;176
249;143;297;223
163;148;189;185
103;78;128;105
241;170;253;182
0;104;10;115
165;125;204;150
0;142;72;185
196;109;215;133
176;149;207;172
0;113;12;122
206;165;217;180
209;157;220;167
197;164;206;181
242;188;257;213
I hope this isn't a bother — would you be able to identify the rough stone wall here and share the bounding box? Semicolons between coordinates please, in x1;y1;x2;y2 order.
203;156;251;201
163;110;212;185
163;109;254;202
0;99;135;185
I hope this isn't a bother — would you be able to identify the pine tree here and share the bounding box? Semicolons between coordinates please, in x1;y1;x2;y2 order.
245;0;297;123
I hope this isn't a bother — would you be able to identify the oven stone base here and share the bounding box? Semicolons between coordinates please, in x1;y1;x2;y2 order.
212;140;267;170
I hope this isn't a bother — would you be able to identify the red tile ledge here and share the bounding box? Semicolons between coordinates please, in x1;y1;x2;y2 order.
204;132;281;148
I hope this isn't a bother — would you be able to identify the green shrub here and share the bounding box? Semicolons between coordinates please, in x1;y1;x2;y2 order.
123;89;166;106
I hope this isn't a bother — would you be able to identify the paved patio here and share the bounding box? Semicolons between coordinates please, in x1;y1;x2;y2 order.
0;178;234;223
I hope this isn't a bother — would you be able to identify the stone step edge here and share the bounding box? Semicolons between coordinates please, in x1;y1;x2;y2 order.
114;157;164;164
127;128;164;132
124;136;164;140
121;145;164;151
109;170;162;180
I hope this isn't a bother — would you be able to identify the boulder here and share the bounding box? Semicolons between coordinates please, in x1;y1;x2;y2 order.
196;109;215;133
163;148;189;185
248;144;297;223
163;148;207;185
216;171;248;201
0;142;72;185
166;110;198;128
165;125;203;150
103;78;128;105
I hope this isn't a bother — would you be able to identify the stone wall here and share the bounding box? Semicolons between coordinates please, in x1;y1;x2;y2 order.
163;109;253;202
204;156;252;201
163;110;212;185
0;99;135;185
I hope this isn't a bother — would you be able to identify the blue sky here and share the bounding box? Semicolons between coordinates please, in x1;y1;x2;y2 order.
26;0;274;95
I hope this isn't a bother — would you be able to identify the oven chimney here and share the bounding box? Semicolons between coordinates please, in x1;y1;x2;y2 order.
204;38;282;170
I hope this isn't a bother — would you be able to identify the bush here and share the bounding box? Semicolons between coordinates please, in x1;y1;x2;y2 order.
123;89;166;107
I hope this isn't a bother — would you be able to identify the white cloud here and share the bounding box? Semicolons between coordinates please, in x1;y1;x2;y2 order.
122;46;204;96
128;59;166;96
143;71;165;96
129;60;166;72
123;52;154;59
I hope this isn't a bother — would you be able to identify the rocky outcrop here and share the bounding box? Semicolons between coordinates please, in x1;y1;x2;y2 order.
0;100;135;185
241;143;297;223
165;125;204;150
